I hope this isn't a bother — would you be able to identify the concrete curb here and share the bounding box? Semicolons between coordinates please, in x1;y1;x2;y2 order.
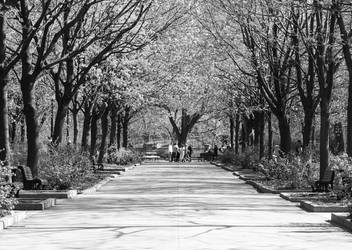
80;175;118;195
19;189;78;199
331;213;352;232
245;180;279;194
280;193;301;202
14;198;56;210
300;200;349;212
210;162;234;172
0;211;27;230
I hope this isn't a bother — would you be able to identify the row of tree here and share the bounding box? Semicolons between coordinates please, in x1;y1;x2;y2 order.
0;0;183;175
197;0;352;180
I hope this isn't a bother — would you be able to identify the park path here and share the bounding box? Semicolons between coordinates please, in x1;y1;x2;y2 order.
0;162;352;250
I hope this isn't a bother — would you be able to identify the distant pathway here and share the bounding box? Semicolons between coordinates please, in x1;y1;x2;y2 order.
0;162;351;250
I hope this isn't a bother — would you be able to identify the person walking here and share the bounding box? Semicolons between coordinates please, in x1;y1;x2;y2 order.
175;144;180;162
187;145;193;162
213;144;218;160
168;142;173;162
171;143;177;162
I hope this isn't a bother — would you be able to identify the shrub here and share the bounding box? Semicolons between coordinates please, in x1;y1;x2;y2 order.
38;144;93;190
106;146;141;165
0;162;17;217
330;154;352;201
260;154;318;189
219;148;259;168
219;150;236;164
237;148;259;169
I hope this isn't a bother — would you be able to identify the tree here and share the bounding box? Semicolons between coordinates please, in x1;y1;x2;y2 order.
0;1;22;163
51;0;153;144
336;1;352;156
314;0;340;180
144;13;217;146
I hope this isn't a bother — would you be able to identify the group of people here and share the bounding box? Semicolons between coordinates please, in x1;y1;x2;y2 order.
168;143;193;162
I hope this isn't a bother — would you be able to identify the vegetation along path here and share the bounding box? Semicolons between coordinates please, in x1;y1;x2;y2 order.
1;163;352;250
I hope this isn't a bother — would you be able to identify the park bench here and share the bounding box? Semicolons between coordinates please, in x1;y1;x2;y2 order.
311;170;335;192
90;157;104;171
199;152;213;161
142;151;160;161
12;166;48;191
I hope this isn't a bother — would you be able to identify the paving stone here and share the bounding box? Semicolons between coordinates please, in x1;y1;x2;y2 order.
0;162;351;249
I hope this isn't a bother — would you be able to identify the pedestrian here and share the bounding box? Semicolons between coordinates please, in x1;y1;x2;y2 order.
187;145;193;161
172;143;177;162
175;144;180;162
213;144;218;160
168;142;173;162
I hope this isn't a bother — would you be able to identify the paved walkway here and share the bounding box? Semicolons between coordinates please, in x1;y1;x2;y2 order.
0;162;351;250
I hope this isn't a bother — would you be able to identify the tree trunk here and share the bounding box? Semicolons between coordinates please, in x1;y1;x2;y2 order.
11;121;16;143
122;114;129;148
98;108;109;163
50;99;54;138
336;9;352;156
311;124;315;150
81;111;91;152
117;114;121;150
90;112;98;157
241;123;247;153
0;13;10;163
302;110;314;150
347;75;352;156
109;112;117;147
259;112;265;159
66;110;70;142
320;97;330;180
72;111;78;145
235;113;240;154
21;119;25;143
267;112;273;158
21;81;40;176
277;114;291;153
229;115;234;150
52;99;70;144
0;83;10;163
169;110;202;147
20;0;41;176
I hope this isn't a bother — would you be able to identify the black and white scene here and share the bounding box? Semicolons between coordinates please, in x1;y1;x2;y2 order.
0;0;352;249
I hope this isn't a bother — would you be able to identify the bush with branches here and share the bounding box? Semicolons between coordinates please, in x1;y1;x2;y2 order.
330;154;352;201
258;154;319;189
38;145;93;190
0;162;17;217
106;146;141;165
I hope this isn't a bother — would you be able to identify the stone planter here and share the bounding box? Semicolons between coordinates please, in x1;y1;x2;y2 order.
14;198;56;210
331;213;352;232
19;189;77;199
0;211;27;230
300;200;349;212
